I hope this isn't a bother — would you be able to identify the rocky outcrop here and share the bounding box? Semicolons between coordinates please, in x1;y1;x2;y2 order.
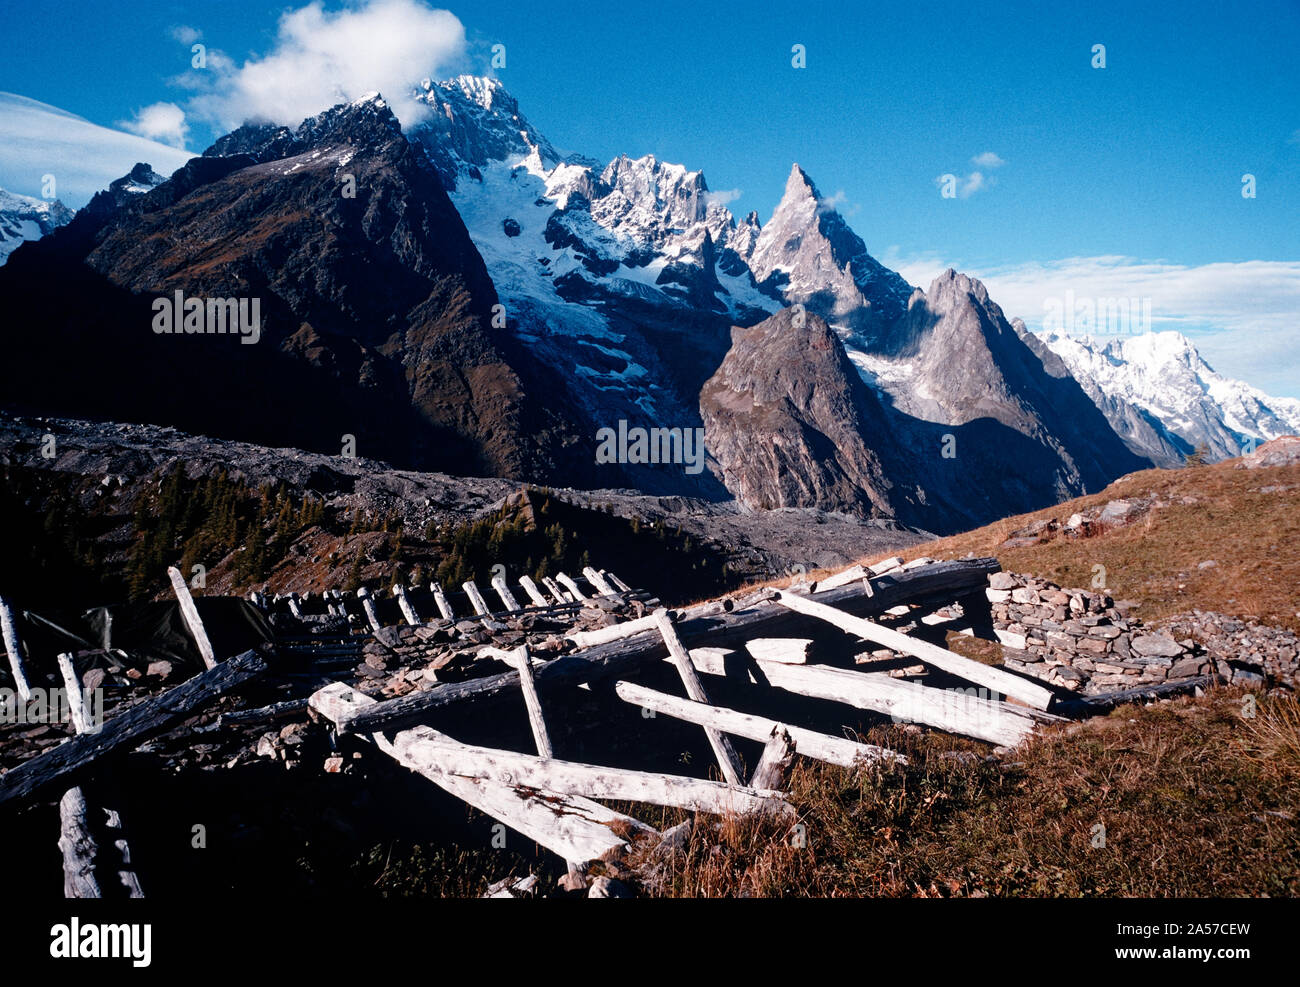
700;308;928;522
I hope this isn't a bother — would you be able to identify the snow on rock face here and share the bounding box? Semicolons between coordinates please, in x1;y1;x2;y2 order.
1040;330;1300;462
0;186;73;265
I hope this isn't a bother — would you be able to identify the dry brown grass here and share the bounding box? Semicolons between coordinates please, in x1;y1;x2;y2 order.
629;688;1300;897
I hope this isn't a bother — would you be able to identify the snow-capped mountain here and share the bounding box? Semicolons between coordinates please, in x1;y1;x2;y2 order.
1040;330;1300;463
0;187;72;264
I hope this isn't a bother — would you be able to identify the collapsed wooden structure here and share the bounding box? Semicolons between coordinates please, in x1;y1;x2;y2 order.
0;554;1077;896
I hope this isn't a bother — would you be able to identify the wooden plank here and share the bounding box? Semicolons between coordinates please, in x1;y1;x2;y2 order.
393;585;422;626
462;580;491;617
555;572;588;602
653;610;745;786
583;567;617;597
309;683;655;863
338;558;1002;736
517;575;550;608
612;681;903;767
744;638;814;664
0;649;269;809
774;590;1054;710
603;571;633;593
490;572;522;613
430;582;456;621
167;566;217;670
749;726;795;790
683;647;1041;747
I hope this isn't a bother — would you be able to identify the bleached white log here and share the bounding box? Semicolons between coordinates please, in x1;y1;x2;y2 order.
653;610;745;785
613;680;904;767
393;584;421;626
872;556;905;575
555;572;589;602
430;582;456;620
1;596;32;702
499;646;553;759
57;653;91;735
744;638;814;664
541;576;571;604
355;586;384;633
309;683;654;863
287;595;305;619
462;580;492;616
775;591;1054;710
603;570;633;593
490;572;522;612
750;726;795;790
566;613;661;649
517;575;550;608
814;566;868;593
167;566;217;670
683;647;1040;747
582;567;617;597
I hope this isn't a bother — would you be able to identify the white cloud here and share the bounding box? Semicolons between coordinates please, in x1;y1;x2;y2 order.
959;171;986;198
170;25;202;45
185;0;466;130
888;252;1300;398
970;151;1004;169
119;101;190;148
704;188;742;207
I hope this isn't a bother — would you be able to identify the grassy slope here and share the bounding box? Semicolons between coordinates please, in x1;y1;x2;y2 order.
636;456;1300;897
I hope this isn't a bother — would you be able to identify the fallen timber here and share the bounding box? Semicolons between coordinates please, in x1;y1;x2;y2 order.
336;557;1003;736
0;649;270;809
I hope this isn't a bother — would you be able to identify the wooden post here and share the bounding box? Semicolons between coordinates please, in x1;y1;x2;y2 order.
613;680;903;767
1;595;34;701
541;577;571;604
393;584;422;626
493;646;553;759
490;572;522;613
774;590;1054;710
287;594;305;619
582;567;616;597
167;566;217;670
462;580;491;617
356;586;383;633
517;575;550;608
555;572;588;602
653;610;744;786
56;651;143;898
430;582;456;621
749;726;795;790
604;571;633;593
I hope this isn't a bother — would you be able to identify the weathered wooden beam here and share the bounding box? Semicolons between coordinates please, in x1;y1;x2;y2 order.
0;649;270;809
614;680;904;767
462;580;491;617
583;567;617;597
497;646;552;759
654;610;745;786
565;613;662;649
749;726;795;790
541;576;571;604
490;572;522;613
355;587;384;633
338;558;1002;736
517;575;550;608
744;638;814;664
684;647;1042;747
287;595;305;620
430;582;456;621
167;566;217;670
603;571;633;593
393;584;422;626
774;590;1054;710
555;572;588;602
310;683;655;864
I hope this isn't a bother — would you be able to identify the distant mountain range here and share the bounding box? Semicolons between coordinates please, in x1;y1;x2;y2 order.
0;77;1294;535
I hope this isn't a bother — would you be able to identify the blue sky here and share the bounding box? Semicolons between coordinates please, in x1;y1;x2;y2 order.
1;0;1297;394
